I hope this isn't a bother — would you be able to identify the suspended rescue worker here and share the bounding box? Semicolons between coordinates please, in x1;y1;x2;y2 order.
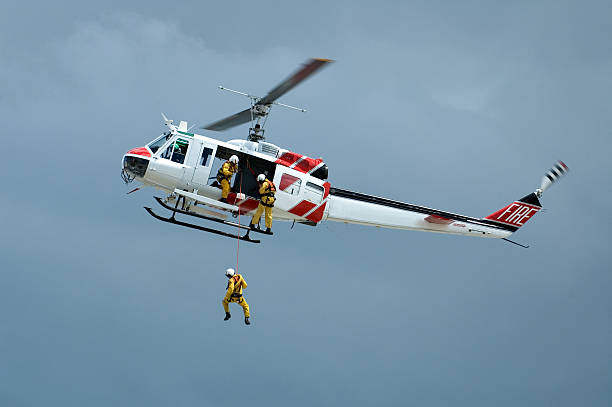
216;155;239;203
250;174;276;235
222;268;250;325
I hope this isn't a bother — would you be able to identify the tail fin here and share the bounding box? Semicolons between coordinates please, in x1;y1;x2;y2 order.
483;161;569;230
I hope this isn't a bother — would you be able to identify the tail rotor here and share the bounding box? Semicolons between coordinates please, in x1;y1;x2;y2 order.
537;160;569;197
484;160;569;231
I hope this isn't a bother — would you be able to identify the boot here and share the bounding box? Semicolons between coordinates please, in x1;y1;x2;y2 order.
224;312;231;321
250;223;257;231
244;317;251;325
266;228;273;235
219;198;228;203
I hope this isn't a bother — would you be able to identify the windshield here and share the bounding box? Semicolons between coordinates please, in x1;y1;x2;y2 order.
147;134;172;154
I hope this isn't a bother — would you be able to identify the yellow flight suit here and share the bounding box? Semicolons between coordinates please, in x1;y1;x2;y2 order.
222;274;250;317
216;161;238;199
251;179;276;229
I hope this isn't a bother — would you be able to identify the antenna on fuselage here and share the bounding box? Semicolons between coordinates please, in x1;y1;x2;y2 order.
161;112;177;133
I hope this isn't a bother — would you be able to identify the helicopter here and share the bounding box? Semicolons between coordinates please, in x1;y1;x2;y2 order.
122;58;568;246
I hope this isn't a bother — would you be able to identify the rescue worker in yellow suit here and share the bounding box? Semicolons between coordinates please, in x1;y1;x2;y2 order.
222;268;250;325
216;155;239;203
250;174;276;235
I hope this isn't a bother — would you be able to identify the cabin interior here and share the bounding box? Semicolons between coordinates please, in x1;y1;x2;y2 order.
212;145;277;199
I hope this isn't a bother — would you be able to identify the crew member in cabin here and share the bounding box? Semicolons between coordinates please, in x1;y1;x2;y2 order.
222;268;250;325
216;155;239;203
250;174;276;234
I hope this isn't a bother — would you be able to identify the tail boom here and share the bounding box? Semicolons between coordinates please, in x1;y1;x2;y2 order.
326;188;513;239
322;161;567;242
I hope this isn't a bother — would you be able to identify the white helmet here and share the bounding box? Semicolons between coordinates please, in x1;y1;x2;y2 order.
257;174;266;182
225;268;235;277
229;155;239;164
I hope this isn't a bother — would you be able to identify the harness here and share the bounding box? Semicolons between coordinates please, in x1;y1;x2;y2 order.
227;275;243;299
260;180;276;207
216;162;237;182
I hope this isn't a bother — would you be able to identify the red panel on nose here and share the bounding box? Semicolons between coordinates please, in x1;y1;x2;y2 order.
126;147;151;157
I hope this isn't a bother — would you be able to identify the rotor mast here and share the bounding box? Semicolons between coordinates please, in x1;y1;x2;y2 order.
217;86;306;141
201;58;333;142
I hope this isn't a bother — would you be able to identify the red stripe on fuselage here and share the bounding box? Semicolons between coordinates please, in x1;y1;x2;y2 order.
126;147;151;158
323;182;330;199
227;194;260;214
289;200;317;217
295;157;323;173
276;151;324;174
279;174;300;191
276;152;302;167
424;214;453;224
306;202;326;223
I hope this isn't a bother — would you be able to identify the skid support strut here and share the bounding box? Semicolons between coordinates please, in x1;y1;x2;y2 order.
144;197;261;243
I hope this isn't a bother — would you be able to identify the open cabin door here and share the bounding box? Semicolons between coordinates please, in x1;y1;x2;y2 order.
190;140;217;189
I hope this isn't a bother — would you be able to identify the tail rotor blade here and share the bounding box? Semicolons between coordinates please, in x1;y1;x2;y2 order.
538;160;569;195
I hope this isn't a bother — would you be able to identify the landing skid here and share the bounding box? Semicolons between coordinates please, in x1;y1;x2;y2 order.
144;198;261;243
153;197;271;235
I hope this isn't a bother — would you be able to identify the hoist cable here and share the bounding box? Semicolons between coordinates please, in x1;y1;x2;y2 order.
235;169;243;273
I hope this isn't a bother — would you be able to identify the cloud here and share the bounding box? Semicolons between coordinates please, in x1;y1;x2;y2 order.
2;5;612;407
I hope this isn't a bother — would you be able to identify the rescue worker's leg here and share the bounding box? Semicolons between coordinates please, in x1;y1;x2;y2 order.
264;206;273;233
220;179;230;202
222;298;231;320
239;297;250;317
239;297;251;325
250;203;264;229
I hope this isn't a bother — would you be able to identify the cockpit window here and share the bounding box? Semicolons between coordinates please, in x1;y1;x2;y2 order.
161;138;190;164
148;134;171;154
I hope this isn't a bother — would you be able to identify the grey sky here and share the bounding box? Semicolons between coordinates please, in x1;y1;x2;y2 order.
1;1;611;406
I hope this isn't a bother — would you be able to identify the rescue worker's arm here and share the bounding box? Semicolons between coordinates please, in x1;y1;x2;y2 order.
225;280;235;301
221;162;235;178
240;277;247;289
258;182;268;196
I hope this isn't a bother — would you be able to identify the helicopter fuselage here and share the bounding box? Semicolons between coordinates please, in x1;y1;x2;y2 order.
123;129;333;225
122;57;566;244
122;128;518;240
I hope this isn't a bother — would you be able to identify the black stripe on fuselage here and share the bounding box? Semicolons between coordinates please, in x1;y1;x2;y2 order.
329;187;518;232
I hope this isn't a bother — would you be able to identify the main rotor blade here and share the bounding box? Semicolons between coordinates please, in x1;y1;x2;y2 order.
202;108;253;131
257;58;333;106
202;58;333;132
